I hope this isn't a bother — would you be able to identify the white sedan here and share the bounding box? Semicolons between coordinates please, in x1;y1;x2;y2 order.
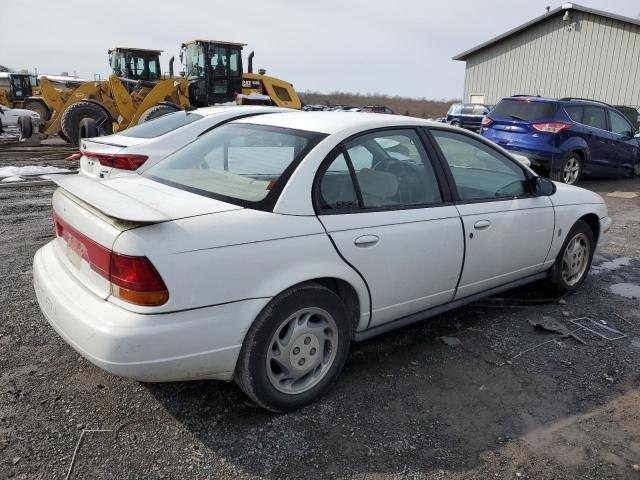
34;112;610;412
78;105;289;179
0;104;40;127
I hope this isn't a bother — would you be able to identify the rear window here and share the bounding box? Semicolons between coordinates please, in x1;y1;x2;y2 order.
143;123;324;208
119;111;204;138
490;99;557;121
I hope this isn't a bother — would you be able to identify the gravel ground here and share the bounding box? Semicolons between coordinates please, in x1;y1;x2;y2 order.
1;145;639;479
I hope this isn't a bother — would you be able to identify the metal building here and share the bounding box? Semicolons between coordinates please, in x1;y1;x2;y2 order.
453;3;640;107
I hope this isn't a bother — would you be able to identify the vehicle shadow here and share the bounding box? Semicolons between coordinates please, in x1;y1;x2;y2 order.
146;271;640;478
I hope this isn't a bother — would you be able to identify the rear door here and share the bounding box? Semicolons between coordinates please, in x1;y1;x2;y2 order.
316;128;464;327
429;128;555;298
582;106;614;175
607;108;640;176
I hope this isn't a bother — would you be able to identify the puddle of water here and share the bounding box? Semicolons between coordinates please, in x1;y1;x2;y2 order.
609;283;640;299
592;257;631;274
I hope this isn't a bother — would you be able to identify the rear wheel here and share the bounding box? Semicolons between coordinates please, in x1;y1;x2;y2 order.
61;101;112;146
234;283;351;412
23;99;51;121
450;120;461;128
548;220;595;293
551;153;582;185
18;115;33;140
138;104;179;124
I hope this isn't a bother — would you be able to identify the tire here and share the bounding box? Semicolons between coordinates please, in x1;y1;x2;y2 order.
234;283;352;412
23;99;51;121
138;104;179;124
61;101;111;146
18;115;33;140
548;220;595;294
58;130;70;143
78;117;98;141
551;153;582;185
451;121;461;128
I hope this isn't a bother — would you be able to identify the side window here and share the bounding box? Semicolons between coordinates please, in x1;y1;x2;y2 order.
431;129;528;201
229;49;241;77
609;109;633;137
564;106;583;123
318;153;359;210
347;130;442;208
317;130;443;211
583;106;607;130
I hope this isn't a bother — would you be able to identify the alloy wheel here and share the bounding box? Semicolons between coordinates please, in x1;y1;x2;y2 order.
562;157;581;184
266;307;338;394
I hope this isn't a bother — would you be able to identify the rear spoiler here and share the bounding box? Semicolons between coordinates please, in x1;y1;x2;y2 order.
49;174;170;223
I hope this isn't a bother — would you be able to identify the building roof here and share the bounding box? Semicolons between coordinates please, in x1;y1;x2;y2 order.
453;3;640;61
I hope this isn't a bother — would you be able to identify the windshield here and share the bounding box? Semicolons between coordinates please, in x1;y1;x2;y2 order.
183;44;206;80
119;111;204;138
143;123;325;207
491;99;557;121
110;51;161;80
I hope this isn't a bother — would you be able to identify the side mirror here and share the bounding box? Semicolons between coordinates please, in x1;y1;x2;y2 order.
532;176;556;196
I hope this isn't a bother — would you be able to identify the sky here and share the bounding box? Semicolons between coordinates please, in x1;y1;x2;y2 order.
1;0;639;100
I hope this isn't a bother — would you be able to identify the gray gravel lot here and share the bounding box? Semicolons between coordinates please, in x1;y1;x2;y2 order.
1;145;639;479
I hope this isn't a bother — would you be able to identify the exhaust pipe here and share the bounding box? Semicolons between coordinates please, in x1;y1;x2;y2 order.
169;56;174;77
248;51;254;74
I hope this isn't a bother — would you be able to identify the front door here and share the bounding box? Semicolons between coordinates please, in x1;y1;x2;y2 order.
316;128;464;327
429;128;555;298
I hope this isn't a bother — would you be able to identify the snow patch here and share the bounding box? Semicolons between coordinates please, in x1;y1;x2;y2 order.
1;176;26;183
0;165;72;178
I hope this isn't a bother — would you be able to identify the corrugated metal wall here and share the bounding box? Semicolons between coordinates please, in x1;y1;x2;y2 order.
462;11;640;106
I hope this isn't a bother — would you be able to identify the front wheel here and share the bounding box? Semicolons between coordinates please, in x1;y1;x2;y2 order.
234;283;351;412
552;153;582;185
549;220;595;293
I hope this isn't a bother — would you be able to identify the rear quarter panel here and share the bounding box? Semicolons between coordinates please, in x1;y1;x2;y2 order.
112;210;371;329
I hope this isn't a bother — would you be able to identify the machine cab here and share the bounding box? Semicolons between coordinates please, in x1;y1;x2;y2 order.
180;40;244;106
5;74;37;101
108;48;162;82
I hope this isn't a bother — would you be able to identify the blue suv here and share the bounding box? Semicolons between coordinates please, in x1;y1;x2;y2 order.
481;96;640;184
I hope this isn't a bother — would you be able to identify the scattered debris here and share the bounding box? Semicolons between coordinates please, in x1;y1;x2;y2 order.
570;317;627;341
606;191;638;199
613;313;633;326
65;429;114;480
632;464;640;472
11;456;20;465
528;317;587;345
558;299;567;305
438;336;461;347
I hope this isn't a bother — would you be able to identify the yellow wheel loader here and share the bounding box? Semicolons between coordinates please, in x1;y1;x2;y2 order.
0;72;57;120
36;48;189;145
180;40;302;109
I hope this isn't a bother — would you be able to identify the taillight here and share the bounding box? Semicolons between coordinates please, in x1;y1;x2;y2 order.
53;209;168;306
481;116;493;126
110;253;169;306
531;122;571;134
81;151;148;170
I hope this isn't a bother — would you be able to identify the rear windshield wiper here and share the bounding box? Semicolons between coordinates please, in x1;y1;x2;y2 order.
510;115;526;121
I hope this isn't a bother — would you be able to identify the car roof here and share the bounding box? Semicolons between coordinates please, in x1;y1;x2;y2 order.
234;111;442;134
191;105;290;117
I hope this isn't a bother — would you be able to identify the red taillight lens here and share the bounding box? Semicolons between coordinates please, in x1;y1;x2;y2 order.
52;209;168;306
481;116;493;126
110;253;169;306
81;151;148;170
531;122;571;134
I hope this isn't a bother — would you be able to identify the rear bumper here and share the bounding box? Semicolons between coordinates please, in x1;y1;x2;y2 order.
499;146;554;167
33;241;269;382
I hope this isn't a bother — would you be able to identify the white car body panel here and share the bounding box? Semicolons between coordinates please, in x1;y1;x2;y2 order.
79;106;289;179
454;196;555;298
33;112;609;383
0;105;40;126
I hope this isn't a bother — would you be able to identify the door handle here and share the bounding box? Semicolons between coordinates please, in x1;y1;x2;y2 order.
473;220;491;230
354;235;379;247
